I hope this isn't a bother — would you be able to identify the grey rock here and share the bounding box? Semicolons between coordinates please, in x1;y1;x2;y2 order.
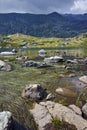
22;84;47;100
44;56;64;63
37;62;51;68
0;111;12;130
30;103;52;130
79;76;87;84
30;101;87;130
0;51;15;56
22;60;38;67
0;60;12;71
82;103;87;119
69;104;82;116
66;59;78;64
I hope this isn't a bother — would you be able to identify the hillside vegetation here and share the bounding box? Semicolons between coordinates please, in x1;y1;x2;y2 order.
0;33;87;48
0;12;87;38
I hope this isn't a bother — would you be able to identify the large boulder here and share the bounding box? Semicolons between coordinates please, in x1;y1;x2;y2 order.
79;76;87;84
22;84;47;101
82;103;87;119
0;60;12;71
0;111;13;130
30;101;87;130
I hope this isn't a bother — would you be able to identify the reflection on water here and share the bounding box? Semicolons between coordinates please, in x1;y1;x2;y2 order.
58;49;84;57
39;53;46;57
0;47;87;58
20;47;87;59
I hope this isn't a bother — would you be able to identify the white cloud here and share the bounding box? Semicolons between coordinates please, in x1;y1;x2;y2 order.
71;0;87;14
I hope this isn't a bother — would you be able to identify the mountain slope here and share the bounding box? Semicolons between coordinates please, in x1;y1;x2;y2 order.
0;12;87;38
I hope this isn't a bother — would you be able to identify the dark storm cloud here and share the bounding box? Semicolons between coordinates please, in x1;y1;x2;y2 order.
0;0;87;14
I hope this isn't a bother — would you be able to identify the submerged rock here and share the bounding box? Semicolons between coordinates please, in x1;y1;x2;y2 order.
22;84;47;101
59;73;76;78
30;101;87;130
56;88;77;97
0;111;13;130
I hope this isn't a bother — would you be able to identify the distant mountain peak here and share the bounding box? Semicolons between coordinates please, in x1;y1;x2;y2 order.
0;13;87;38
48;12;62;17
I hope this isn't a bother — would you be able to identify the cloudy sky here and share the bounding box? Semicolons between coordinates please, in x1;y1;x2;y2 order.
0;0;87;14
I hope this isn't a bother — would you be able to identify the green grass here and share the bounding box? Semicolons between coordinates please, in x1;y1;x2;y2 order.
44;116;77;130
0;62;69;129
1;32;87;48
0;54;80;128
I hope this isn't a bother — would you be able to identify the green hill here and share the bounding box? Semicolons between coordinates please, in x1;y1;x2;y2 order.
0;33;87;48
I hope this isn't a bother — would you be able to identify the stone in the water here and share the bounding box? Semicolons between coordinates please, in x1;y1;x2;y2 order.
71;77;86;89
56;88;63;92
38;49;46;57
56;88;77;97
22;84;47;101
79;76;87;84
0;111;13;130
59;73;76;78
